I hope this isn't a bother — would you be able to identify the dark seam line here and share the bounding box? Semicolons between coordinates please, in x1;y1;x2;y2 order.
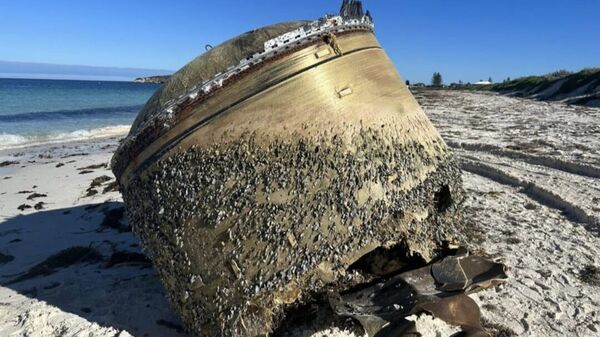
130;46;382;180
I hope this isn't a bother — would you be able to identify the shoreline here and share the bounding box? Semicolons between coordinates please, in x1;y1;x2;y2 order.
0;125;130;154
0;128;128;159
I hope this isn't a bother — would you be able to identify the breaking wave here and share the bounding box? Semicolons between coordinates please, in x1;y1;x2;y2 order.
0;105;143;122
0;125;130;150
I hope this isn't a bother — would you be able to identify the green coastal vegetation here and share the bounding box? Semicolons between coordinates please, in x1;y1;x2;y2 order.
451;68;600;107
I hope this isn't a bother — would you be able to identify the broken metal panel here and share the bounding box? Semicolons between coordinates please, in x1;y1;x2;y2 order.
330;255;508;336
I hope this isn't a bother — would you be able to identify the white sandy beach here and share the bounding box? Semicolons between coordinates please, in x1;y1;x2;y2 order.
0;136;189;337
1;90;599;336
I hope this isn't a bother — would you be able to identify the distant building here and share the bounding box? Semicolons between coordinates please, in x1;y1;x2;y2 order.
474;80;492;85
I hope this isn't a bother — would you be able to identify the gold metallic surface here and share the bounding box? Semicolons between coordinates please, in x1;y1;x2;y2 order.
131;21;309;131
120;31;442;184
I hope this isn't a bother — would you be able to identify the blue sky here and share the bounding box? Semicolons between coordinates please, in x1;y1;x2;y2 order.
1;0;598;83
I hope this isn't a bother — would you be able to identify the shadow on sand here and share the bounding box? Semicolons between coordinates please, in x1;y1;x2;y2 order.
0;202;189;337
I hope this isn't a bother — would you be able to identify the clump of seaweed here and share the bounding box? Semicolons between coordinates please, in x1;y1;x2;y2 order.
85;176;114;197
105;251;151;268
17;204;32;211
90;175;112;188
5;246;103;284
102;181;120;194
579;265;600;287
84;188;98;197
0;161;19;167
26;193;47;200
99;207;130;232
0;252;15;265
78;163;107;171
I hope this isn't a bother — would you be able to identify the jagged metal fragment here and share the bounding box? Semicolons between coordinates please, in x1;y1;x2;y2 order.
329;255;508;337
431;256;468;291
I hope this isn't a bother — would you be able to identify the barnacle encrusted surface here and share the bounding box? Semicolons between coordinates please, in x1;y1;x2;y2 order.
122;127;465;337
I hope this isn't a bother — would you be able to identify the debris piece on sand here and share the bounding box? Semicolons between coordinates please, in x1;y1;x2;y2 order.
330;254;508;336
34;202;46;210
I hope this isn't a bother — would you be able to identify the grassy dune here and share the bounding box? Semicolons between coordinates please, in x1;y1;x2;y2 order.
460;68;600;107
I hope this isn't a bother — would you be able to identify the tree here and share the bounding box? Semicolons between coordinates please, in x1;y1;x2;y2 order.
405;80;410;86
431;72;443;87
488;76;493;83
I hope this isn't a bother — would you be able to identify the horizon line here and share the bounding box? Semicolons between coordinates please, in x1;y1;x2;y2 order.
0;74;163;82
0;60;174;73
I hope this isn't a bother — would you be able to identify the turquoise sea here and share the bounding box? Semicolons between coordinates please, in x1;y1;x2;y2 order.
0;78;160;149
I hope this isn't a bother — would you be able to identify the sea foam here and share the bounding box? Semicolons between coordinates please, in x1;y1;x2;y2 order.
0;125;130;150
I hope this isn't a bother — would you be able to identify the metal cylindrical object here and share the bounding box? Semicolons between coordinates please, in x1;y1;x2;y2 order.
113;23;464;337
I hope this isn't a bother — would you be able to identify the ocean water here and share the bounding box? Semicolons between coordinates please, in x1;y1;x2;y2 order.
0;78;160;149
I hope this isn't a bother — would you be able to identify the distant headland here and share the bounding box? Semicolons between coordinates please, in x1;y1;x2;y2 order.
0;60;172;82
133;75;171;84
